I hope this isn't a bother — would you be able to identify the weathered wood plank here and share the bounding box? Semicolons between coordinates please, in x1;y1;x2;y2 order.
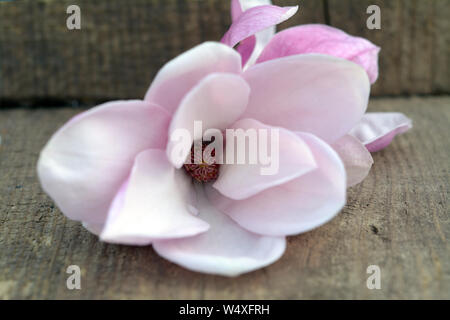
327;0;450;96
0;97;448;299
0;0;231;101
0;0;325;102
1;0;448;103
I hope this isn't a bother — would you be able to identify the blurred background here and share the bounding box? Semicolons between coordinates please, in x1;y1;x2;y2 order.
0;0;448;107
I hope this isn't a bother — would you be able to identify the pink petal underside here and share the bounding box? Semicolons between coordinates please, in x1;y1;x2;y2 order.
221;5;298;48
226;1;297;68
37;100;171;225
100;149;209;245
231;0;273;20
144;42;242;114
257;24;380;84
207;132;346;237
230;0;243;20
213;118;317;200
349;112;412;152
225;0;295;69
166;73;250;168
231;0;253;66
331;135;373;187
153;183;286;277
236;36;256;67
241;54;370;143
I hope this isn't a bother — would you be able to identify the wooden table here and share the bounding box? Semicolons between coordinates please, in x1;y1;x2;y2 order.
0;96;448;299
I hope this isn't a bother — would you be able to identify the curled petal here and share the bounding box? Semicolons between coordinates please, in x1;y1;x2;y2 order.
144;42;242;114
230;0;244;21
236;36;257;67
349;112;412;152
231;0;273;19
37;100;171;224
207;132;346;237
242;54;370;143
257;24;380;83
332;135;373;187
100;150;209;245
228;0;294;68
221;5;298;48
153;183;286;276
167;73;250;168
213;118;316;200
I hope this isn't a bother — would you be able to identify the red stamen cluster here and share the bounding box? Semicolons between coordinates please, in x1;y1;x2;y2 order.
184;141;220;182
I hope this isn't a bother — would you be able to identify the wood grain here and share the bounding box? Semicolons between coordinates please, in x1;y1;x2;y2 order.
0;0;326;102
0;97;448;299
1;0;448;103
327;0;450;96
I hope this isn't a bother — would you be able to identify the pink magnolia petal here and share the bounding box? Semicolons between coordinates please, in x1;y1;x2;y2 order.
228;1;295;69
207;132;346;237
236;36;256;67
100;150;209;245
230;0;243;20
221;5;298;48
153;183;286;276
213;118;316;200
332;135;373;187
242;54;370;143
167;73;250;168
231;0;273;20
82;222;104;236
257;24;380;84
349;112;412;152
231;1;257;67
37;100;171;224
144;42;242;114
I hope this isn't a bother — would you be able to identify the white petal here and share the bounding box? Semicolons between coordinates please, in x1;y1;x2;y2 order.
167;73;250;168
242;54;370;143
349;112;412;152
213;118;316;200
332;135;373;187
207;132;346;236
100;150;209;245
153;183;286;276
144;42;242;114
37;100;170;224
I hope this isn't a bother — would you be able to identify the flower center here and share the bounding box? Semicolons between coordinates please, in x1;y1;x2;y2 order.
184;141;220;182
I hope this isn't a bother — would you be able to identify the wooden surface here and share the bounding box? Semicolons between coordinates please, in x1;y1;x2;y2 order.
327;0;450;96
0;96;448;299
0;0;448;103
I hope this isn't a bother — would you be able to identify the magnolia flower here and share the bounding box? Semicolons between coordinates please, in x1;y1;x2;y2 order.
37;1;411;276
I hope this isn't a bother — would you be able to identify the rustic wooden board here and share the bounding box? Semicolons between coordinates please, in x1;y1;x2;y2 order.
0;97;448;299
327;0;450;96
1;0;448;103
0;0;325;102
